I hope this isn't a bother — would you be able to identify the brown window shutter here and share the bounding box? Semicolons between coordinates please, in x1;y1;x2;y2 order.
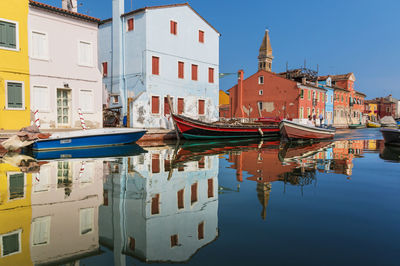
192;64;198;81
198;99;205;115
128;18;134;31
177;189;184;209
164;97;172;115
152;56;159;75
198;222;204;240
151;96;159;114
208;68;214;83
178;61;184;79
178;98;184;114
191;182;198;204
102;62;108;77
151;194;160;215
198;156;205;168
199;30;204;43
208;178;214;198
152;153;160;173
170;234;178;247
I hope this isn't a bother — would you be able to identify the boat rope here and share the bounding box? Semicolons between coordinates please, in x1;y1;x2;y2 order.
78;108;87;130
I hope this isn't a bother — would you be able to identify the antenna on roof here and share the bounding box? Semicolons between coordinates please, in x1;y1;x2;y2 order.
286;61;288;72
304;59;306;69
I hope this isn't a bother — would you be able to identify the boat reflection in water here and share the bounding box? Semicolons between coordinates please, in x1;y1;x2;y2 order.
380;144;400;162
99;146;219;263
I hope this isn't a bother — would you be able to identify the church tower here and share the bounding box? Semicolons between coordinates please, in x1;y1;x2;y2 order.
258;29;273;72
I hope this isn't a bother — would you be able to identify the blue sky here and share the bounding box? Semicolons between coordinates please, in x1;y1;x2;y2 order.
44;0;400;99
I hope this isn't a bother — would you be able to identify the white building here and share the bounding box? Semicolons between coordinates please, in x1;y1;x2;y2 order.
99;147;219;263
98;2;220;128
29;0;103;129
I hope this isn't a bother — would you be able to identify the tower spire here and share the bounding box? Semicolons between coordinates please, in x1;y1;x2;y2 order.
258;29;273;72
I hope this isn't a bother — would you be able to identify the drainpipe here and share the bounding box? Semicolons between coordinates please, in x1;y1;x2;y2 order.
235;70;245;118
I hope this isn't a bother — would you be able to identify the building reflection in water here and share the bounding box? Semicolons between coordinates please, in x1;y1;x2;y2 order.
99;146;219;264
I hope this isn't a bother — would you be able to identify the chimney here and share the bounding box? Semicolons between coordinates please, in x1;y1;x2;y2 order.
234;70;245;118
301;77;306;85
62;0;78;12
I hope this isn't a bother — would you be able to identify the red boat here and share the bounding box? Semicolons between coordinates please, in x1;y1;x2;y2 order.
171;114;280;140
279;119;335;140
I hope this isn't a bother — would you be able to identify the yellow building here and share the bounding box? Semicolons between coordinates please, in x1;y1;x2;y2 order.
0;0;30;130
0;162;32;265
367;103;378;121
219;90;229;106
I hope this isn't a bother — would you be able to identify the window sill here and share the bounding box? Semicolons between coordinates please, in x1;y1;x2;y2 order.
78;64;94;68
5;107;26;111
31;56;49;62
0;46;19;52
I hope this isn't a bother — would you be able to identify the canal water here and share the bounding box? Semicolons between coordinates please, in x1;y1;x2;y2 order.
1;128;399;265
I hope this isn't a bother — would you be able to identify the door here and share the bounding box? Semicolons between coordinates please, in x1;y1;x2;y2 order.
57;89;71;127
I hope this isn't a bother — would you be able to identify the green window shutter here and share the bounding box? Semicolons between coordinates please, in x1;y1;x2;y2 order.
2;233;20;256
9;173;24;199
0;20;16;49
7;82;23;108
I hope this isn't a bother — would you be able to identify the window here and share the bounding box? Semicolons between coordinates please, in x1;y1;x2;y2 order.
151;194;160;215
164;96;173;115
80;208;94;235
170;20;177;35
1;230;21;257
151;96;160;114
259;90;263;96
208;67;214;83
199;30;204;43
177;189;184;209
32;216;51;246
170;234;178;247
258;102;263;111
78;41;93;66
308;90;311;100
32;85;49;112
79;89;94;113
191;182;198;205
0;20;17;50
191;64;198;81
207;178;214;198
258;76;264;84
178;98;184;114
198;222;204;240
198;99;205;115
307;107;311;117
6;81;23;109
8;172;24;200
178;61;184;79
300;107;304;119
300;89;304;99
102;62;108;77
34;165;50;192
152;153;160;173
129;237;135;251
198;157;205;168
127;18;134;31
80;162;94;184
31;31;48;59
152;56;159;75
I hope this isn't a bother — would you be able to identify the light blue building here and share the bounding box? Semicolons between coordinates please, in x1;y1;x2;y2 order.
318;77;334;125
98;0;220;128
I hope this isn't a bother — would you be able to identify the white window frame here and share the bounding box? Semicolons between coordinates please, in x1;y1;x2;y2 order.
259;90;263;96
31;30;49;60
7;171;26;201
5;80;25;110
32;84;50;112
79;89;94;113
31;216;51;246
150;94;161;116
79;207;94;235
0;229;22;257
0;18;19;52
78;40;93;67
258;76;264;84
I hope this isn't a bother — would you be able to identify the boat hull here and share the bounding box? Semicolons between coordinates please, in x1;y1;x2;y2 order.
381;128;400;146
279;120;335;140
349;124;366;129
32;129;146;151
172;114;280;140
367;122;381;128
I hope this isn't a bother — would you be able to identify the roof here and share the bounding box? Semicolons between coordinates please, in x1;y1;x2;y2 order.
318;73;354;81
355;90;366;97
29;0;100;23
101;3;220;35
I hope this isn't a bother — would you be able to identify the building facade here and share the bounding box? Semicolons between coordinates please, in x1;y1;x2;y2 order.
318;77;334;125
28;0;103;129
0;0;30;130
99;2;220;129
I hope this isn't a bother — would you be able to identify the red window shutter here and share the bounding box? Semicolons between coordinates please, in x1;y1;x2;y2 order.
192;64;198;81
151;194;160;215
208;68;214;83
198;99;205;115
198;222;204;240
102;62;108;77
152;56;159;75
164;97;173;115
151;96;159;114
152;153;160;173
164;159;171;172
177;189;184;209
178;98;184;114
128;18;134;31
199;30;204;43
178;61;184;79
198;156;205;168
170;234;178;247
207;178;214;198
191;182;198;204
170;20;177;35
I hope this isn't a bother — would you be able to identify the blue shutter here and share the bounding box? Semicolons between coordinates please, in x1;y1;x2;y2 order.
0;20;16;49
7;82;23;108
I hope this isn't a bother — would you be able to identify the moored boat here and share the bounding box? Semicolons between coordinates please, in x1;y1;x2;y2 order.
32;128;147;151
349;124;366;129
279;119;335;140
381;128;400;146
367;121;381;128
171;113;280;140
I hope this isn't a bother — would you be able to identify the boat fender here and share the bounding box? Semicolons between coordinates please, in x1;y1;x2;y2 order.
258;127;263;136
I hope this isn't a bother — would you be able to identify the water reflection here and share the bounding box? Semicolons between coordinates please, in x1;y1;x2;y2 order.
0;138;391;265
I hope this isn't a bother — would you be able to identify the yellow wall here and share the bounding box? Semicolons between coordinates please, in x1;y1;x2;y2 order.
368;103;377;120
219;90;229;105
0;0;30;130
0;163;32;265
